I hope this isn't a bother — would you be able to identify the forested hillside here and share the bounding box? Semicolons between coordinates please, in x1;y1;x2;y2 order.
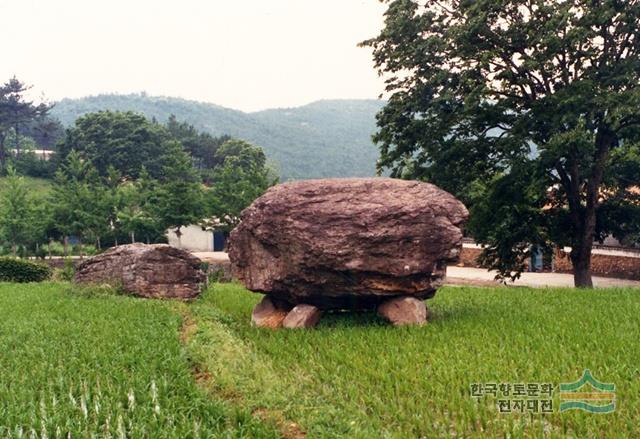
52;94;385;180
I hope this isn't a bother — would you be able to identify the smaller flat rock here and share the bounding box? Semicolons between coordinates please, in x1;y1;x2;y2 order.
251;296;290;329
74;243;205;299
377;296;428;326
283;304;322;329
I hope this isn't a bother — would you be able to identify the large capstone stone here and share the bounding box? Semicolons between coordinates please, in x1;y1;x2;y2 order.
229;178;468;311
75;244;206;299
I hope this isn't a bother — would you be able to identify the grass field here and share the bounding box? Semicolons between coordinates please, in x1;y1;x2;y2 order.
0;283;277;438
1;281;639;438
189;284;640;438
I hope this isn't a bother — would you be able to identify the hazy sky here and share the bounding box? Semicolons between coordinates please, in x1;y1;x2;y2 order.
0;0;387;112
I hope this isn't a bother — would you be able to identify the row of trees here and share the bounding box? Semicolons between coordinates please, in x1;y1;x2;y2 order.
0;78;277;257
0;139;275;257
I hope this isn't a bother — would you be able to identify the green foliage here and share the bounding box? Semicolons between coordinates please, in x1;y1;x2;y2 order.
43;241;97;257
0;166;36;254
206;139;277;232
56;111;176;179
166;114;230;178
0;77;51;170
59;258;75;281
11;150;56;178
51;94;385;180
0;283;277;437
1;90;279;249
153;141;206;237
115;168;164;244
468;163;551;281
362;0;640;285
0;175;51;196
22;114;65;151
0;257;51;282
50;151;103;244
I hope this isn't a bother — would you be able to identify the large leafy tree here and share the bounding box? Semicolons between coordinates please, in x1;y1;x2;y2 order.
362;0;640;287
57;111;176;179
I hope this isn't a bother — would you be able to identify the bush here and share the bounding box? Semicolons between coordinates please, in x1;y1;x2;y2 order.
11;152;56;178
0;257;52;282
60;258;75;281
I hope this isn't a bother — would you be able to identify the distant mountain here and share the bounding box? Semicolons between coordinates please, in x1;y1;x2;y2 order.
51;94;386;180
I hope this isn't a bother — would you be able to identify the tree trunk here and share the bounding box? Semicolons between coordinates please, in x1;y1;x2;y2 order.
571;240;594;288
130;231;135;243
569;204;596;288
78;238;84;260
559;124;613;288
571;126;614;288
48;239;52;260
63;236;69;257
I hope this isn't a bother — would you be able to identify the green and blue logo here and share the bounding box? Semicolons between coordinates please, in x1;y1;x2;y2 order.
559;369;616;414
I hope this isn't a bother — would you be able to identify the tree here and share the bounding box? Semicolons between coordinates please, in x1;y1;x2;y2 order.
25;115;65;151
362;0;640;287
206;139;277;232
56;111;176;179
50;151;104;257
0;166;35;255
166;115;231;178
0;77;51;168
153;142;206;245
117;168;162;244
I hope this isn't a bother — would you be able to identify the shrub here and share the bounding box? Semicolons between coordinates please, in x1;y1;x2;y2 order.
72;243;98;256
60;258;75;281
0;257;52;282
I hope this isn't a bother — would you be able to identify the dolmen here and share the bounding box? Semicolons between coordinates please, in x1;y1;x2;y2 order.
75;243;206;299
228;178;468;328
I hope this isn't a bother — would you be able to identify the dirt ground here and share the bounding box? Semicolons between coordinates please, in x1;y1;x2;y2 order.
446;266;640;288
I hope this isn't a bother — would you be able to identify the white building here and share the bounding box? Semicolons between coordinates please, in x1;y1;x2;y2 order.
167;225;227;252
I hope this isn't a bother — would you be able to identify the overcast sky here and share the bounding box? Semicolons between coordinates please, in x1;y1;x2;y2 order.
0;0;387;112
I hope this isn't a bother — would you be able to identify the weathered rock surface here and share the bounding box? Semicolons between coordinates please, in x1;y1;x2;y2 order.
251;296;291;328
74;244;206;299
282;304;322;329
229;178;468;310
377;296;429;326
